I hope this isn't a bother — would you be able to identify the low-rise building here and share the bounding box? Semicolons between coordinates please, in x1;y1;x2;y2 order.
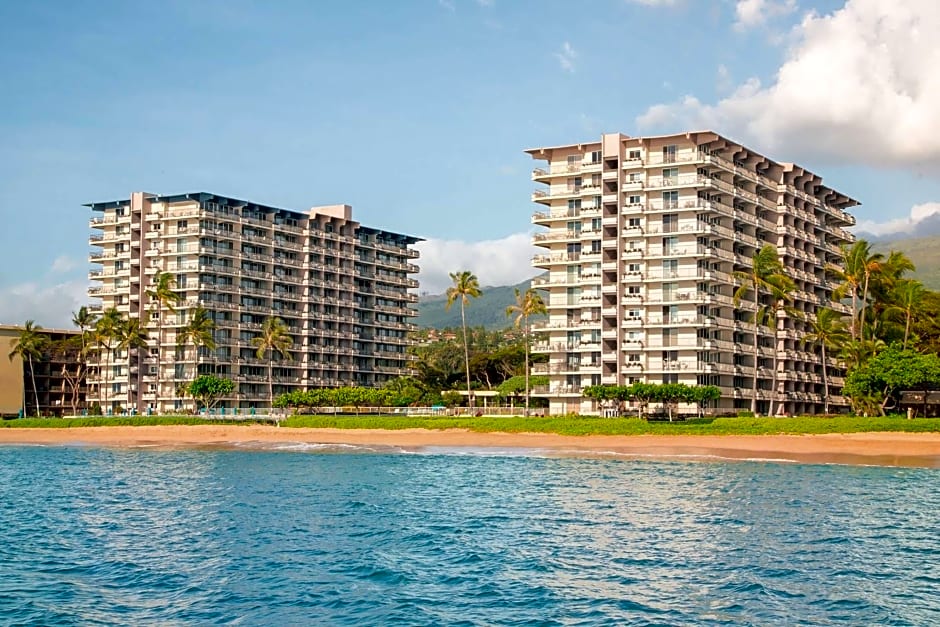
0;325;86;417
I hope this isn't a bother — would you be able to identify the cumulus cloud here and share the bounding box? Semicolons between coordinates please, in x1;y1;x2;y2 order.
734;0;797;30
637;0;940;169
50;255;77;274
554;42;577;72
0;279;88;329
854;202;940;237
415;232;539;295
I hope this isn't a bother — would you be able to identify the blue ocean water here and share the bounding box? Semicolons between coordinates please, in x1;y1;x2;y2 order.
0;445;937;626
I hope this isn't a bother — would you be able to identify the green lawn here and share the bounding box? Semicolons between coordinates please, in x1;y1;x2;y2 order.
5;414;936;436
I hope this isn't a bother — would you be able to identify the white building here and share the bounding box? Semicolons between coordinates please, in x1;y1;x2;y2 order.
526;132;856;416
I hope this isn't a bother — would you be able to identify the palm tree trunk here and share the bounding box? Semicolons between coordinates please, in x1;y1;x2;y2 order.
155;304;162;414
268;352;274;413
461;300;472;410
821;344;829;415
751;291;759;415
860;273;871;340
772;322;780;416
102;346;110;414
850;290;859;342
28;355;40;417
904;310;912;350
523;316;530;416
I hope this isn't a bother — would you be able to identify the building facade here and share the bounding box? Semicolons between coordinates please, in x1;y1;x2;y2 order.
0;325;86;417
526;132;856;416
87;192;421;413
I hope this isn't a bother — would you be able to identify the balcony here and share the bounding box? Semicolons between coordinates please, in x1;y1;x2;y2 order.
533;252;580;267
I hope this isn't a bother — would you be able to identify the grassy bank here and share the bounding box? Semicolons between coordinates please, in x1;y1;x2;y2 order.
280;414;940;436
0;416;257;428
3;414;940;436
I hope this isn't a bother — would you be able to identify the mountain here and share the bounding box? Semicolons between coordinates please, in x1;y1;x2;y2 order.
855;213;940;243
414;278;544;330
412;235;940;330
875;234;940;290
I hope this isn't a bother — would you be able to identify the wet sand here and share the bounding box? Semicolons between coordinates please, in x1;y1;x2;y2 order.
2;425;940;467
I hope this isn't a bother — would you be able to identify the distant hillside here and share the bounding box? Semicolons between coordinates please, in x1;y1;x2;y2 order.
874;234;940;290
415;278;544;330
412;235;940;331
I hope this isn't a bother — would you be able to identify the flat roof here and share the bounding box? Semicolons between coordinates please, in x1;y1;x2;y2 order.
525;130;860;207
0;324;79;336
85;191;424;242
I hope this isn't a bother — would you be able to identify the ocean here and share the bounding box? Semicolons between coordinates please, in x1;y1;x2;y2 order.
0;444;937;625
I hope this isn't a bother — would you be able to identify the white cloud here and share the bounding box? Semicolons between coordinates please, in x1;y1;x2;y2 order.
637;0;940;169
415;232;539;295
854;202;940;237
50;255;77;274
554;42;577;72
716;64;732;93
0;279;88;329
626;0;680;5
734;0;797;30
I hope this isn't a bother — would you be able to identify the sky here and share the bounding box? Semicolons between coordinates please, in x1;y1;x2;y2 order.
2;0;939;326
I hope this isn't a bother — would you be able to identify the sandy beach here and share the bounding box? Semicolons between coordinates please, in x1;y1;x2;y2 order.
2;425;940;467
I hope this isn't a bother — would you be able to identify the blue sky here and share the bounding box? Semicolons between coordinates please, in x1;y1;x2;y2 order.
1;0;938;324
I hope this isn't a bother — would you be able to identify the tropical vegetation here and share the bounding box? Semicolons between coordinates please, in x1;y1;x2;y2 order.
446;270;482;409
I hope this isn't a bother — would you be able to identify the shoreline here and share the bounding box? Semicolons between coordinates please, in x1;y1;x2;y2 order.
2;425;940;467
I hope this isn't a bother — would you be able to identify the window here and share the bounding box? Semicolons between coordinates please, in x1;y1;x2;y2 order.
626;285;641;295
627;263;641;273
627;308;642;319
629;172;643;182
628;149;641;160
662;236;678;254
662;167;679;182
627;217;641;228
588;150;601;164
662;191;679;210
627;353;641;362
627;239;642;251
663;144;677;163
628;195;641;205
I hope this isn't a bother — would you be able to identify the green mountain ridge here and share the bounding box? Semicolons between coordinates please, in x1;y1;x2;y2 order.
414;278;542;330
414;234;940;330
874;234;940;290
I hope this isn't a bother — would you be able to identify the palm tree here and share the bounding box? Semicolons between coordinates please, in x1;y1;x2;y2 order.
886;279;924;350
71;306;98;411
827;242;866;342
94;308;123;413
116;316;148;411
177;307;217;371
733;245;788;414
765;274;797;416
146;272;182;410
445;271;482;410
803;308;849;415
8;320;49;416
857;244;885;340
506;287;547;415
72;306;98;355
251;316;293;410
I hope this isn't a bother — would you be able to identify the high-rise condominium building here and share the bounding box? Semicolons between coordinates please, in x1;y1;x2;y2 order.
526;132;856;416
88;192;421;413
